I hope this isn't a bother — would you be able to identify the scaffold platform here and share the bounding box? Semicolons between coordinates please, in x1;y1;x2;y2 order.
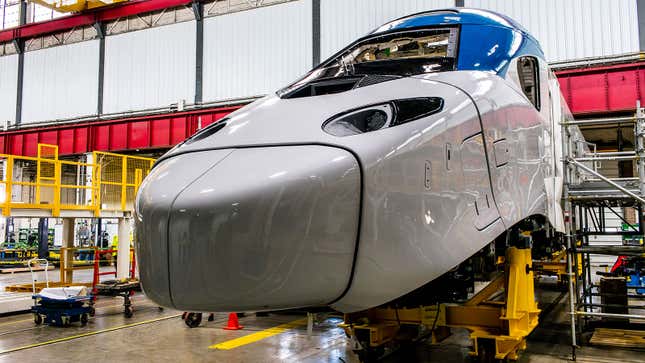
561;103;645;360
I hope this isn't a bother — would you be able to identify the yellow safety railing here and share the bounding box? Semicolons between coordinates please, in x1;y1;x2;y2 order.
0;144;154;217
93;151;154;212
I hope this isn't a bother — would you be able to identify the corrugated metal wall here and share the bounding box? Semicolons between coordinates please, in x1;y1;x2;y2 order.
465;0;640;62
0;0;643;125
0;54;18;125
320;0;454;60
103;21;196;114
202;0;312;102
22;41;99;124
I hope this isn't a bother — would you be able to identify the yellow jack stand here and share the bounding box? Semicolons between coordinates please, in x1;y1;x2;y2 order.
340;247;540;362
455;247;541;361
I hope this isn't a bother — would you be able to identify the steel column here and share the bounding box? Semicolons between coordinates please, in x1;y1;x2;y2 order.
1;0;6;30
96;22;105;115
193;0;203;104
61;218;74;284
561;113;578;361
638;0;645;51
14;0;27;125
312;0;321;67
4;217;12;245
37;218;49;259
14;49;23;125
116;217;130;279
637;102;645;213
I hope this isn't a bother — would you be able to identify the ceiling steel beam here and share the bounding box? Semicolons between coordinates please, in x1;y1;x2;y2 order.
0;0;194;43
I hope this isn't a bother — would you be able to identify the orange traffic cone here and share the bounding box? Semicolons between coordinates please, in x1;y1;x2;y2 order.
223;312;243;330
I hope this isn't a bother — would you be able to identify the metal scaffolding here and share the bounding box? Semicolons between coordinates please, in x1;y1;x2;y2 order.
561;102;645;360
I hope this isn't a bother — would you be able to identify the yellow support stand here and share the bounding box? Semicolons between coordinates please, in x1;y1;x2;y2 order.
340;247;541;362
533;245;583;286
466;247;540;360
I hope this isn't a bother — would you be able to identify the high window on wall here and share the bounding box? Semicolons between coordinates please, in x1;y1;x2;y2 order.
517;56;540;110
0;0;63;30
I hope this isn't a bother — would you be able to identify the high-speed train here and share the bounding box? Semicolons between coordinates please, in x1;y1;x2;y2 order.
135;8;577;313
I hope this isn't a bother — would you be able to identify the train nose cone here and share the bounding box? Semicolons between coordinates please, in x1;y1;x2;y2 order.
134;149;234;307
135;146;361;311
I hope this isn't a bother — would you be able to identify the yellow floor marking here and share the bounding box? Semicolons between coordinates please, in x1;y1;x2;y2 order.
209;318;308;350
0;313;181;355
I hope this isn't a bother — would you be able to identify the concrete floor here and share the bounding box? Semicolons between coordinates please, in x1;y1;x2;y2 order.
0;271;643;362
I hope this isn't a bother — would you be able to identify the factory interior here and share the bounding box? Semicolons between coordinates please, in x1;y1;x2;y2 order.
0;0;644;362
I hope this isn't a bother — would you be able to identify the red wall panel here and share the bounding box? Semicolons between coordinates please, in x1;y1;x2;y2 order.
639;69;645;104
0;106;241;157
10;135;23;156
39;130;58;147
128;122;150;149
93;125;110;151
150;119;171;148
556;62;645;116
568;74;607;114
58;129;76;155
109;124;128;151
169;118;189;145
74;128;89;154
607;71;639;111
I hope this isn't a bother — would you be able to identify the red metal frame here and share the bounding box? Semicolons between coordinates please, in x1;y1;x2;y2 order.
556;62;645;116
0;0;194;43
0;105;240;157
92;248;137;294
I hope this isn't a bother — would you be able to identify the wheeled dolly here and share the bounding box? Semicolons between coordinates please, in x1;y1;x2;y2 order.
31;295;93;327
183;312;215;328
92;279;141;318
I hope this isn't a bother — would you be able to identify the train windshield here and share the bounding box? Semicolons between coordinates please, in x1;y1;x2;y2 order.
278;28;459;98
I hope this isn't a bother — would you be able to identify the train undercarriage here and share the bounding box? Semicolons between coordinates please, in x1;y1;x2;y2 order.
340;217;561;362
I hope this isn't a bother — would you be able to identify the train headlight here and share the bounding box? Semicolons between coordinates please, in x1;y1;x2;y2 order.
323;104;394;136
322;97;443;137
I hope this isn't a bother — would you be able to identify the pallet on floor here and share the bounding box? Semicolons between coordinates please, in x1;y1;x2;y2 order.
5;281;93;292
589;328;645;349
0;266;54;274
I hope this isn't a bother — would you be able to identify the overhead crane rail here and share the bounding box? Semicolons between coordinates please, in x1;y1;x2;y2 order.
0;144;154;218
28;0;129;13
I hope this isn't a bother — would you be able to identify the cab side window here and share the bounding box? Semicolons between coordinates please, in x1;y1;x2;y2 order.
517;56;540;110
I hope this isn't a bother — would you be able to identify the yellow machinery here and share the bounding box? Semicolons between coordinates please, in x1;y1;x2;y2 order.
0;144;154;218
533;247;582;287
340;247;540;362
28;0;128;13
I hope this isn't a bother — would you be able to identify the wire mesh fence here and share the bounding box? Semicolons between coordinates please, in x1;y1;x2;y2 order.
0;144;154;216
93;151;154;212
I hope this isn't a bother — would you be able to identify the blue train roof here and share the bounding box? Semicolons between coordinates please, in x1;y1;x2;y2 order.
370;8;545;75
